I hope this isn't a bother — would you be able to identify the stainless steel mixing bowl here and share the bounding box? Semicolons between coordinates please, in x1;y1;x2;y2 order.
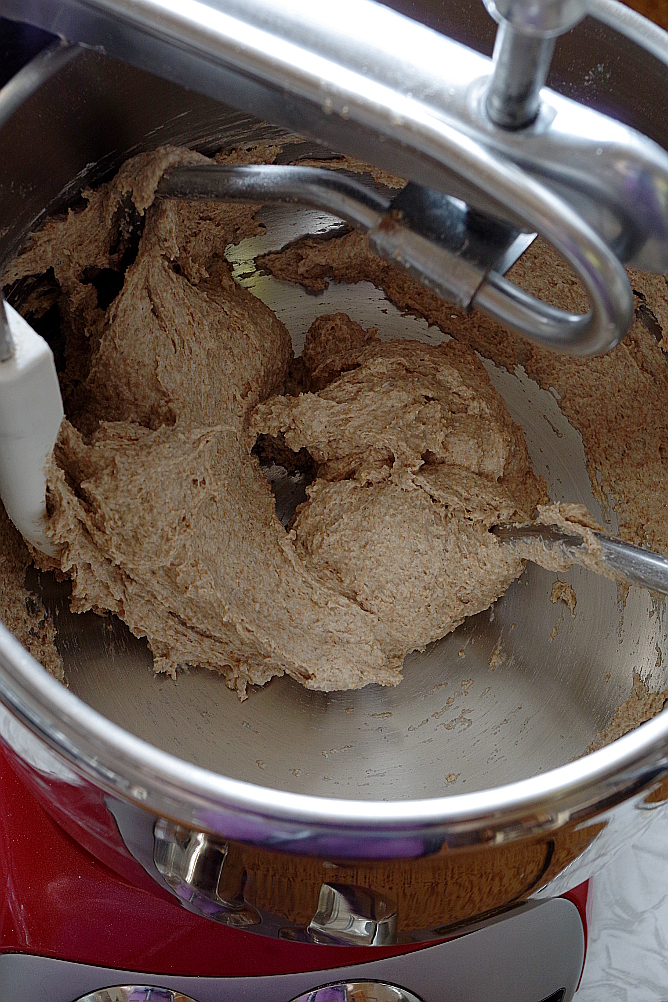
2;3;668;943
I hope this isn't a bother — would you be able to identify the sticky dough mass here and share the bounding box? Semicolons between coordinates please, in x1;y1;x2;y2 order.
5;147;546;697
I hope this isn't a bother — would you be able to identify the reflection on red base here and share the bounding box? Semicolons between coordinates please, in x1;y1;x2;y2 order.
0;740;589;979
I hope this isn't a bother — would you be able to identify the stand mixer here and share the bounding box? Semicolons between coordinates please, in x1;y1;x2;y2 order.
2;1;668;999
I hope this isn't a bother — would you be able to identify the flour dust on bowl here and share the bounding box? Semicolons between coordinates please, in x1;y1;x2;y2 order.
2;1;668;948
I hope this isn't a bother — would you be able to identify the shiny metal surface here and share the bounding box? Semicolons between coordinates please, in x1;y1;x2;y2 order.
72;987;421;1002
153;819;261;927
158;163;389;230
484;0;586;34
100;777;594;935
594;535;668;594
483;0;585;128
1;22;668;938
483;0;668;134
493;523;668;595
308;885;398;947
288;984;421;1002
486;24;556;127
144;812;437;941
493;523;598;548
492;230;537;276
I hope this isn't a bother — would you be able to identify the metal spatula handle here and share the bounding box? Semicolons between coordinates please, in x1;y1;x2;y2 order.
592;534;668;594
492;522;668;594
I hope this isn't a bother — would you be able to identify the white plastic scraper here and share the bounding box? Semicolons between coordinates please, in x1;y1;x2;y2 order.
0;296;64;556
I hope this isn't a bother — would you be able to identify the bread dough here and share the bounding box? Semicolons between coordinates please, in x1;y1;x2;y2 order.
0;503;63;682
3;148;546;697
257;207;668;731
550;580;577;616
258;230;668;556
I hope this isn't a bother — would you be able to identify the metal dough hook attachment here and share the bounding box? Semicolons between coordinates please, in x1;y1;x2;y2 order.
157;161;632;355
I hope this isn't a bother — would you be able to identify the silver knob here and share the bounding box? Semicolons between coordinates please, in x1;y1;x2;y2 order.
289;983;422;1002
308;883;398;946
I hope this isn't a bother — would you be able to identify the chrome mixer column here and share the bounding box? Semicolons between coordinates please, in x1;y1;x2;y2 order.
484;0;586;127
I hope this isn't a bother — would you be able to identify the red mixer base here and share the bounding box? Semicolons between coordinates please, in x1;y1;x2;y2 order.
0;742;588;1001
0;741;410;976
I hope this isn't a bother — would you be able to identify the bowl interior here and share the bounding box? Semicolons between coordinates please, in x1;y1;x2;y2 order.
26;200;668;800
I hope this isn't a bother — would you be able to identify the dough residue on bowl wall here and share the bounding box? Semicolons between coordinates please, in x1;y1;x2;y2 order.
550;580;577;616
590;673;668;752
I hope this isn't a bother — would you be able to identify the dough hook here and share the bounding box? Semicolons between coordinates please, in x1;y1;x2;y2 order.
157;163;539;326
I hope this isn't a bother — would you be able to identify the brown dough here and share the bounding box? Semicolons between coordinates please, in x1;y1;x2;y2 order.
258;231;668;555
4;150;545;696
253;316;546;667
257;216;668;733
0;503;63;683
550;580;577;616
